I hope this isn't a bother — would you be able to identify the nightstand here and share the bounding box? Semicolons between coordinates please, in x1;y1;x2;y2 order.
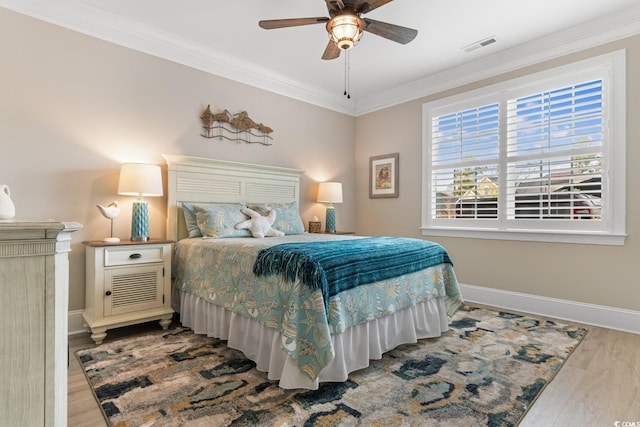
82;239;174;344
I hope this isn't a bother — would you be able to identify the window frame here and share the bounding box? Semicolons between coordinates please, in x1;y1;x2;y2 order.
421;50;626;246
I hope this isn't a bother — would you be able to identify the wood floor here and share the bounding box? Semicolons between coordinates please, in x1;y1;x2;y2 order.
68;314;640;427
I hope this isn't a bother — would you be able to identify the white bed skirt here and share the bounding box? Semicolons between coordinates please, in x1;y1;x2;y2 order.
179;291;450;389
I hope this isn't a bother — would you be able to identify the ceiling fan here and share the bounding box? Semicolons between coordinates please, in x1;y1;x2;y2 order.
258;0;418;60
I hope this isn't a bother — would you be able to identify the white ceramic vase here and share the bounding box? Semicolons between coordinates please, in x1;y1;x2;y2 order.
0;184;16;219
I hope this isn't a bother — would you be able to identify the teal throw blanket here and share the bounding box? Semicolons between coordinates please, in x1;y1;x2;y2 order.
253;237;453;311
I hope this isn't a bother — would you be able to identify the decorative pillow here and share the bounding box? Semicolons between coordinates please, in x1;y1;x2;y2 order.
235;207;285;238
247;202;305;235
181;203;202;238
191;203;251;238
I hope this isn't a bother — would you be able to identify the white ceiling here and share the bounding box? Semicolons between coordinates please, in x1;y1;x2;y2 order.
3;0;640;115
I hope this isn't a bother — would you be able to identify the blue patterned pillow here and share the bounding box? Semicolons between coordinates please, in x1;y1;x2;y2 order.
181;203;202;238
247;202;305;235
191;203;251;239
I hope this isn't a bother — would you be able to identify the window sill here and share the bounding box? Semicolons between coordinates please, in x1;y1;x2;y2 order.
420;227;626;246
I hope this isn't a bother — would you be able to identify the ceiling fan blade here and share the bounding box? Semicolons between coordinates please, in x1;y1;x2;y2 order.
363;18;418;44
322;41;342;60
325;0;345;14
258;17;329;30
356;0;394;14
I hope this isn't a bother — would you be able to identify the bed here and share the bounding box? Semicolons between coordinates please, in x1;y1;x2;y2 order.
164;154;463;389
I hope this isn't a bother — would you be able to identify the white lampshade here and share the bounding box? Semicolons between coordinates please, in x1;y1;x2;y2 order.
317;182;343;204
117;163;163;197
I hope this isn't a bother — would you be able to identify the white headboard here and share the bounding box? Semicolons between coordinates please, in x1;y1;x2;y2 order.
163;154;304;241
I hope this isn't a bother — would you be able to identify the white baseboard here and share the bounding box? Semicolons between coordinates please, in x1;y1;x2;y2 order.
459;283;640;335
68;309;87;335
68;285;640;336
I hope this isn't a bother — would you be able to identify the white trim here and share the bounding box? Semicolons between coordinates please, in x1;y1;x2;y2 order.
459;283;640;335
68;309;87;335
0;0;354;115
355;5;640;115
421;227;626;246
421;50;626;245
1;0;639;115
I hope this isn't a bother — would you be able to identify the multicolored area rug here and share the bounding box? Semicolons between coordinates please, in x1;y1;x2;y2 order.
76;305;587;426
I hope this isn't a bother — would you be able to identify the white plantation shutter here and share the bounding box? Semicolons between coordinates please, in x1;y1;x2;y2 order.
422;51;625;244
431;102;500;221
506;80;603;221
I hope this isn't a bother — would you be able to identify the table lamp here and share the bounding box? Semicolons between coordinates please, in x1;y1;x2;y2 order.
117;163;163;241
317;182;343;233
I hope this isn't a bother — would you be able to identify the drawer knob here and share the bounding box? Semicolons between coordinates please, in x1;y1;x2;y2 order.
105;290;112;296
129;253;142;259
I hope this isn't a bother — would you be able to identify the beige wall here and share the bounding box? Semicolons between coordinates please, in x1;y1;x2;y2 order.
355;36;640;312
3;7;638;316
0;9;356;311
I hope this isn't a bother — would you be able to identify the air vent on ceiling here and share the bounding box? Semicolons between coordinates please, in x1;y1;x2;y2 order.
461;36;497;53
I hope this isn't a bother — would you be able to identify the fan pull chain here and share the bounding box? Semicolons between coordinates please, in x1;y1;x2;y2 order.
344;50;351;99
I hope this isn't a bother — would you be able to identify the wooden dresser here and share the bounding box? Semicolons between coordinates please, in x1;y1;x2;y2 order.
0;220;81;427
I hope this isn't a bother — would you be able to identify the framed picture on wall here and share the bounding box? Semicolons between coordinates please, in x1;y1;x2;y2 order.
369;153;399;198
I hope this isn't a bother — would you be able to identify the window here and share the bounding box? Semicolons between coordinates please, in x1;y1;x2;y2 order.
422;51;626;245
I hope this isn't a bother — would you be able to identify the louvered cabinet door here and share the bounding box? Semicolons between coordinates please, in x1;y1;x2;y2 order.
82;240;174;345
104;264;164;316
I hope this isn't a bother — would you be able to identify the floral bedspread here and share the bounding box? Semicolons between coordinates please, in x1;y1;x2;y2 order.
173;234;463;380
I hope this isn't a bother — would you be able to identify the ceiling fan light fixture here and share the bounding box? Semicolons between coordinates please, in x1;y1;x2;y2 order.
327;14;364;50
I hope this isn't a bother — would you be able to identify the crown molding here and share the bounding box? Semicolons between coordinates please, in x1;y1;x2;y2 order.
354;4;640;115
2;1;640;116
0;0;354;114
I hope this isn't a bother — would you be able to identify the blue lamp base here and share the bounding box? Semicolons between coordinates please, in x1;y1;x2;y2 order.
325;205;336;233
131;199;149;241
